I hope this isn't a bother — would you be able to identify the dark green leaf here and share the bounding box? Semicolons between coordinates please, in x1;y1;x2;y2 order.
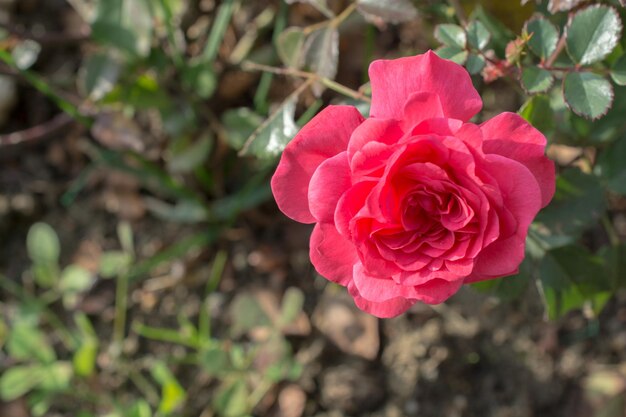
144;198;209;224
539;245;610;319
304;27;339;96
595;134;626;195
229;293;271;338
519;94;555;132
276;27;305;69
598;244;626;290
181;63;217;99
566;5;622;65
534;169;606;248
79;53;121;101
167;135;213;173
470;6;515;57
356;0;418;24
610;53;626;86
466;20;491;51
91;0;152;57
239;96;299;159
521;67;554;93
471;257;532;301
221;108;264;151
465;53;485;75
525;17;559;60
213;379;249;417
435;46;468;64
563;72;614;120
434;24;466;48
201;344;232;375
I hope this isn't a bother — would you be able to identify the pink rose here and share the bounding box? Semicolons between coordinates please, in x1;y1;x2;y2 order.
271;51;555;318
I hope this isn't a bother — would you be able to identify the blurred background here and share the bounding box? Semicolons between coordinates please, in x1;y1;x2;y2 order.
1;0;626;416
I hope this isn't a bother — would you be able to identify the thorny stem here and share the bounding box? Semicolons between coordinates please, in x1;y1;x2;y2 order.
241;61;371;103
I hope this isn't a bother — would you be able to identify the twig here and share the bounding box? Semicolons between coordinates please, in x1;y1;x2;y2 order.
544;32;567;68
241;61;371;103
0;113;75;146
0;22;91;46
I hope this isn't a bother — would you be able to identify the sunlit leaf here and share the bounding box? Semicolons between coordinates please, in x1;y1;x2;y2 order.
304;27;339;96
434;24;466;48
356;0;418;24
435;46;468;64
566;5;622;65
276;27;306;68
12;40;41;70
465;53;485;75
466;20;491;51
610;53;626;86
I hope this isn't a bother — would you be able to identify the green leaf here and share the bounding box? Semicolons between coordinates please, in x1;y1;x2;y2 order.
519;94;555;132
73;341;98;377
229;293;271;338
566;5;622;65
60;265;93;294
213;379;250;417
279;287;305;326
144;198;209;224
563;72;614;120
99;251;133;278
434;24;466;48
466;20;491;51
27;222;60;265
221;108;264;151
599;244;626;290
356;0;418;24
539;245;610;319
151;362;186;414
276;27;305;69
38;362;73;391
127;400;152;417
525;17;559;60
0;364;44;401
595;134;626;195
521;67;554;94
435;46;468;64
201;344;232;375
91;0;152;57
79;53;121;101
167;135;213;173
471;257;532;301
304;27;339;96
181;63;216;99
610;53;626;86
7;322;56;363
465;53;485;75
239;96;299;159
534;168;606;248
12;40;41;70
470;6;515;57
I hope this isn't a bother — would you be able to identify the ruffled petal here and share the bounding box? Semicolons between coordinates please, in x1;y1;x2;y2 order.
308;152;351;223
402;91;445;130
480;112;555;207
369;50;482;121
310;223;358;286
468;154;542;282
271;105;364;223
347;281;414;318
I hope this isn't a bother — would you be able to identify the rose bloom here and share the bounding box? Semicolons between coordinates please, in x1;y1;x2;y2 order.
271;51;555;318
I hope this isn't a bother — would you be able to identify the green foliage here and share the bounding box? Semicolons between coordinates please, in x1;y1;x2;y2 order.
563;72;614;120
435;24;466;49
521;67;554;94
525;17;559;60
565;5;622;66
466;20;491;51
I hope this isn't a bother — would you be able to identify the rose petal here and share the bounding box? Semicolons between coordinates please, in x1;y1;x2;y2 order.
347;118;404;177
310;223;358;286
480;112;555;207
271;105;364;223
347;281;414;318
468;154;542;281
335;181;376;238
402;91;445;130
369;50;482;121
308;152;351;223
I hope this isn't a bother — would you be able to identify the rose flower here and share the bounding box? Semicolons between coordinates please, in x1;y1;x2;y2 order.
271;51;555;318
